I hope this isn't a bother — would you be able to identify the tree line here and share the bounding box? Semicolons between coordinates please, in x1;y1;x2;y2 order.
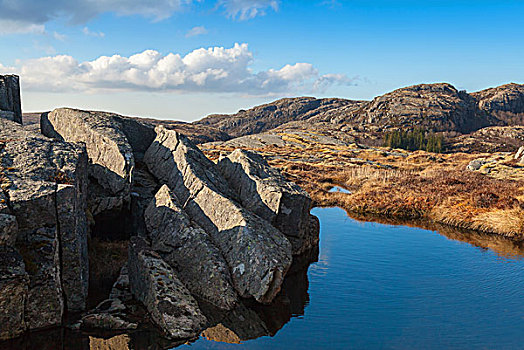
383;128;444;153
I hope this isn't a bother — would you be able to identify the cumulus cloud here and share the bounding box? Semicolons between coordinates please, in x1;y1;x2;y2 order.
1;43;354;95
219;0;279;20
186;26;208;37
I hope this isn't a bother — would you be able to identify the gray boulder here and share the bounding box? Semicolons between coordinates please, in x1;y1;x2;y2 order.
41;108;145;216
217;149;314;254
0;246;28;340
0;75;22;124
144;126;292;303
145;184;238;310
0;118;89;315
128;236;207;339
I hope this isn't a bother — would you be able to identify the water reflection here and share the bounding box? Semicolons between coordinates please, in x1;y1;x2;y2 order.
341;209;524;259
0;248;318;350
199;247;318;344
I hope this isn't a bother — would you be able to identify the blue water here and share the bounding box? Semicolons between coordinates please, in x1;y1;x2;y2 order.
184;207;524;350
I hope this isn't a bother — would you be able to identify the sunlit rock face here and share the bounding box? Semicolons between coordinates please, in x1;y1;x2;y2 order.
144;126;293;304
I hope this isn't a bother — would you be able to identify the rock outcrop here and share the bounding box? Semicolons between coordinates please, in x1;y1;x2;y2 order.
473;83;524;125
41;108;137;217
196;97;360;138
0;75;22;124
144;126;293;303
217;149;314;254
128;237;207;339
145;185;238;310
0;118;89;324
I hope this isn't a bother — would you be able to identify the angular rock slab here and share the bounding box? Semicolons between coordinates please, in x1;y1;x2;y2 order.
144;126;292;303
128;237;207;339
0;246;28;340
145;184;238;310
217;149;313;254
0;118;89;313
0;75;22;124
41;108;136;215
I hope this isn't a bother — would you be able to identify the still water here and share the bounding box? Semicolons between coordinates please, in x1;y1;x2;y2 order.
2;207;523;349
185;207;524;350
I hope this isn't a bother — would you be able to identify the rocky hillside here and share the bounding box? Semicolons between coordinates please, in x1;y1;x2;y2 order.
196;97;365;138
195;82;524;138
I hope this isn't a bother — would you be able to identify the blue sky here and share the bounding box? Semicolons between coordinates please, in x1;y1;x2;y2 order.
0;0;522;121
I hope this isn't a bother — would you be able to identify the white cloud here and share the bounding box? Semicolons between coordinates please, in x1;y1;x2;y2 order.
219;0;279;20
186;26;209;37
82;27;105;38
2;43;355;95
0;19;45;35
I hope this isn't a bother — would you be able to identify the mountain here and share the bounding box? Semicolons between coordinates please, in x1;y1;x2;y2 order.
194;82;524;138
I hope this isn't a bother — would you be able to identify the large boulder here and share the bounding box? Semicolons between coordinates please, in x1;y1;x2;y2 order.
0;118;89;315
0;246;28;340
41;108;135;216
217;149;314;254
144;126;292;303
144;185;238;310
128;237;207;339
0;75;22;124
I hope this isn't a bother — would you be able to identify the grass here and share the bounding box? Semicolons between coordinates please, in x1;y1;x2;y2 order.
204;143;524;240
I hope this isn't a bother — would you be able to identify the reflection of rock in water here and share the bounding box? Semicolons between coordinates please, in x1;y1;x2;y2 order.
201;246;319;344
89;334;130;350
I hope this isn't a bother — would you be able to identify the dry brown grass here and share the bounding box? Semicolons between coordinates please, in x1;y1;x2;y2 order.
204;143;524;239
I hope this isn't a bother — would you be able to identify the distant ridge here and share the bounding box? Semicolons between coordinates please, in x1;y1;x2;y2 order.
195;82;524;138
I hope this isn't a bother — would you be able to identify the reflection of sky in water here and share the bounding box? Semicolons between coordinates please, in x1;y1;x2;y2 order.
181;207;524;349
328;186;352;194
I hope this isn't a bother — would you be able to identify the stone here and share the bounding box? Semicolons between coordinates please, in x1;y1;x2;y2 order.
0;246;28;340
467;158;487;171
0;213;18;246
217;149;313;254
128;236;207;339
0;118;89;315
145;185;238;310
109;264;132;302
144;126;292;303
81;313;137;331
22;227;64;330
0;75;22;124
41;108;136;216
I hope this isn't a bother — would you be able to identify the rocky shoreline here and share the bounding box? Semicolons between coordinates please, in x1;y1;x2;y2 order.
0;75;319;342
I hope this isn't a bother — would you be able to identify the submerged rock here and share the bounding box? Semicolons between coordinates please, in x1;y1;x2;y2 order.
0;246;28;340
128;236;207;339
217;149;314;254
145;184;238;310
144;126;292;303
0;75;22;124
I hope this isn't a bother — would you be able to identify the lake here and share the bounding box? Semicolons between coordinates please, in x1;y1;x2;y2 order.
2;207;523;349
184;207;524;350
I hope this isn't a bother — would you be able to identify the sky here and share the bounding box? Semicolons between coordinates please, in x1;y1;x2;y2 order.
0;0;523;121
